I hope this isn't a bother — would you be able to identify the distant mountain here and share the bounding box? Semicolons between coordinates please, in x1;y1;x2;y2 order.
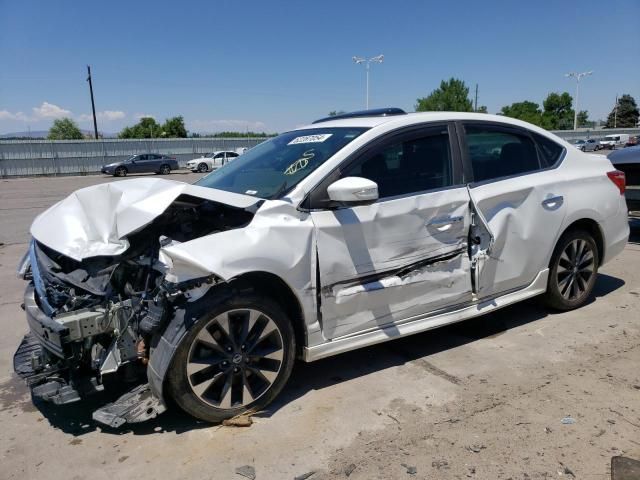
0;130;117;139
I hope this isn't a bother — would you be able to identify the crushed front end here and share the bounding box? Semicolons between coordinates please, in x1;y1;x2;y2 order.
13;179;258;428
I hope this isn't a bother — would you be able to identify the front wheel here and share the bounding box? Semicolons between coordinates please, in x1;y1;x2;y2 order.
166;294;296;423
543;229;599;311
197;162;208;173
159;164;171;175
114;167;127;177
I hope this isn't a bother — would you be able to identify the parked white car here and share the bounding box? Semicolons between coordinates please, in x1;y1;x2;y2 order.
185;151;240;172
14;109;629;426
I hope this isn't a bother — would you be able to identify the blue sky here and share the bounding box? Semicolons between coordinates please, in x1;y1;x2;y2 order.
1;0;638;134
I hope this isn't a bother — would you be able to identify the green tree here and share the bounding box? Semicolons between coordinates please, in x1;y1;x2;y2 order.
118;117;161;138
540;92;574;130
415;78;473;112
606;94;639;128
47;117;84;140
328;110;346;117
500;101;542;126
476;105;488;113
160;115;188;138
577;110;590;128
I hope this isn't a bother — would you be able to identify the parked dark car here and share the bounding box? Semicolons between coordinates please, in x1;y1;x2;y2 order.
101;154;179;177
609;145;640;211
625;135;639;147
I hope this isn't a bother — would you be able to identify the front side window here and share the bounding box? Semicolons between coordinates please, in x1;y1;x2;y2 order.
340;127;453;198
464;124;540;182
196;127;368;199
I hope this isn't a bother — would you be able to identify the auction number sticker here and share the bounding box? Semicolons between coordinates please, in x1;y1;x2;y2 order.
288;134;333;145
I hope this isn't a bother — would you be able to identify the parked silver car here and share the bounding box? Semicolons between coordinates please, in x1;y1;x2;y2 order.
14;109;629;427
573;138;600;152
101;153;179;177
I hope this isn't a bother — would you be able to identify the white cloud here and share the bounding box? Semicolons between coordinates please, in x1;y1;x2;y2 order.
134;113;155;120
78;110;126;122
189;119;267;133
32;102;72;119
0;110;30;122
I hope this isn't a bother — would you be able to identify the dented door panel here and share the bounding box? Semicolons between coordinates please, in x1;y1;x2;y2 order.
312;187;473;339
469;169;568;298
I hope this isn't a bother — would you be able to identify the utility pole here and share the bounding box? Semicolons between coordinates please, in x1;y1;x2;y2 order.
474;84;478;112
86;65;99;139
614;94;618;128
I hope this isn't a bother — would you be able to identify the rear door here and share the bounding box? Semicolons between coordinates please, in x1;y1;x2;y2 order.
309;124;474;339
460;122;567;298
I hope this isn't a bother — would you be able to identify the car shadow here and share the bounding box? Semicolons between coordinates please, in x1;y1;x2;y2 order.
628;215;640;245
32;273;625;436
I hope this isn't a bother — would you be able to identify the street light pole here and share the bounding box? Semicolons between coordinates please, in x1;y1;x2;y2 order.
565;70;593;130
353;55;384;110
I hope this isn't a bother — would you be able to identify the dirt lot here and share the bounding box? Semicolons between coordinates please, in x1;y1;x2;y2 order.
0;173;639;480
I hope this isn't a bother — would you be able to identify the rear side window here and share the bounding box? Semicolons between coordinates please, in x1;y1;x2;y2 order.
341;127;453;199
532;133;564;167
464;125;541;182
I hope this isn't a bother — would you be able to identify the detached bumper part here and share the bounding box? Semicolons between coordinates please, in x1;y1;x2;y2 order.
92;383;166;428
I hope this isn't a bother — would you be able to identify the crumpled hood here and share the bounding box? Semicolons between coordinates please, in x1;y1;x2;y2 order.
30;177;261;261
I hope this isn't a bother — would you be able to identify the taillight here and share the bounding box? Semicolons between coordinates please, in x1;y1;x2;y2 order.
607;170;626;195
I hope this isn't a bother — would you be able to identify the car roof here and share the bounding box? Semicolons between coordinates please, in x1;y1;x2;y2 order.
295;111;564;143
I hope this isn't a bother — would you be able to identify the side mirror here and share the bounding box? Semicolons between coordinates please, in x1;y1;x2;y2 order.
327;177;379;206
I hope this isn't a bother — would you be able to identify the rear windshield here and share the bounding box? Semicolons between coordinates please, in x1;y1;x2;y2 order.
196;127;369;199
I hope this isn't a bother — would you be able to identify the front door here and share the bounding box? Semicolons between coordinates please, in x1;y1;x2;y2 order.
461;122;568;298
310;124;474;339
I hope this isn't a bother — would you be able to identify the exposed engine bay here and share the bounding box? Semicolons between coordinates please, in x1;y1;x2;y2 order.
14;193;254;427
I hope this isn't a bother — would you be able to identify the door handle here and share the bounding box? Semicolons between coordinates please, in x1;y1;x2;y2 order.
541;195;564;210
427;215;464;230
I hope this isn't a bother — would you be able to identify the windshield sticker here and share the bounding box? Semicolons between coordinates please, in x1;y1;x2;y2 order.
245;190;258;195
287;133;333;145
284;150;314;175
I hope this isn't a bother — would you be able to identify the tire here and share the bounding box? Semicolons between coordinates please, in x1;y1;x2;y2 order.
115;167;127;177
159;164;171;175
166;293;296;423
197;162;208;173
543;229;599;311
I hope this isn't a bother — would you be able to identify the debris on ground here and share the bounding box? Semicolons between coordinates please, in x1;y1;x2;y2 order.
223;411;256;427
432;459;449;469
544;426;553;434
611;456;640;480
400;463;417;475
294;472;315;480
466;466;476;477
344;463;356;477
235;465;256;480
466;444;486;453
561;416;576;425
559;462;575;477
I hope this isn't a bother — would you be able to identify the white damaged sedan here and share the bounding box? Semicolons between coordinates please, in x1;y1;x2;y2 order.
14;109;629;426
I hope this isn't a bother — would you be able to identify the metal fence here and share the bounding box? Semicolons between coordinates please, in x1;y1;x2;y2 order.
1;128;639;177
0;138;266;177
551;127;640;142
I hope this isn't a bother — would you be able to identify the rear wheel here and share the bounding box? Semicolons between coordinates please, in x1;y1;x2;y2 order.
197;162;208;173
166;294;296;423
115;167;127;177
543;229;599;311
159;164;171;175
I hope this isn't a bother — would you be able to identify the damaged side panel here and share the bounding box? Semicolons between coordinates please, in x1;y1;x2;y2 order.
311;187;474;339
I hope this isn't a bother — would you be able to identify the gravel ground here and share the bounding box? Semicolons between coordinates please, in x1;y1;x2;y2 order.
0;172;638;480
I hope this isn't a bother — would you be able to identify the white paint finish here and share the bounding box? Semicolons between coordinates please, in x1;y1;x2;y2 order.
304;268;549;362
311;187;472;339
326;176;378;203
30;177;259;261
469;167;569;298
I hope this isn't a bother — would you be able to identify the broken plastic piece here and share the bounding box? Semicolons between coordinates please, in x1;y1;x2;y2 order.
561;415;576;424
92;383;166;428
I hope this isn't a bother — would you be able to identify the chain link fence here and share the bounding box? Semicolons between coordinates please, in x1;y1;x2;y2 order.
0;138;266;177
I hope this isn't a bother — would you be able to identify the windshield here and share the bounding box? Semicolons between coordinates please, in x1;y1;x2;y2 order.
195;127;369;199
